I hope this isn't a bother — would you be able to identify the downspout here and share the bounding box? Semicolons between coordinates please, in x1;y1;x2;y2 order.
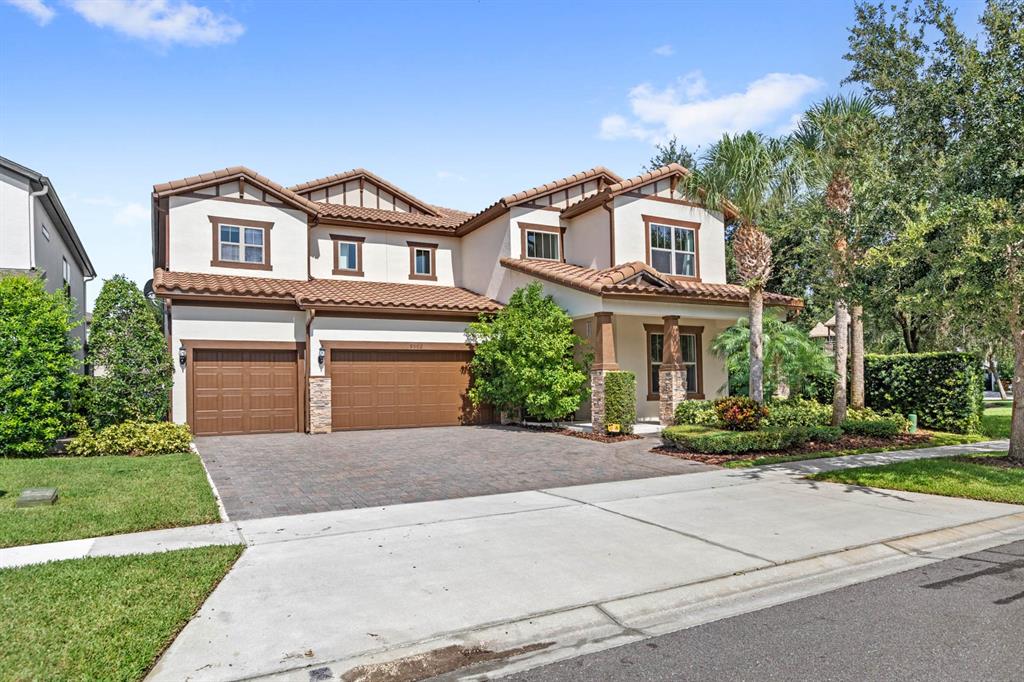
28;182;49;270
602;198;615;266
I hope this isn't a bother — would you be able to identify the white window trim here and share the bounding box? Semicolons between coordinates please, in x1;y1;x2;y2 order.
219;225;265;265
525;229;560;261
648;221;697;278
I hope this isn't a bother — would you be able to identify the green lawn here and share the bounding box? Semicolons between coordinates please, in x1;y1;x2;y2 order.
981;399;1013;439
809;452;1024;505
0;545;242;681
0;453;219;548
721;431;986;468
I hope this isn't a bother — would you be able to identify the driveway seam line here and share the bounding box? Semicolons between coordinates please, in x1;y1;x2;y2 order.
538;490;776;565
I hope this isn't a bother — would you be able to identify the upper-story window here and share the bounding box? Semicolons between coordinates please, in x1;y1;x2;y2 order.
408;241;437;281
62;257;71;296
519;222;563;262
41;223;51;241
332;234;364;276
209;216;273;271
645;215;699;279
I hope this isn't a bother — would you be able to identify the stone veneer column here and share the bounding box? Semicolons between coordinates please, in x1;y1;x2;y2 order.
659;315;687;426
590;311;618;432
308;376;332;434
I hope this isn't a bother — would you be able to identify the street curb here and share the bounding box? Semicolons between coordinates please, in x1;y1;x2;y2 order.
253;511;1024;681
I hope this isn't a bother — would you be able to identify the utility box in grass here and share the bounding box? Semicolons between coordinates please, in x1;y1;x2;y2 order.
16;488;58;508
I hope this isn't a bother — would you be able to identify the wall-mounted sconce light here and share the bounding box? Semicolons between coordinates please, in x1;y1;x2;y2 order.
178;345;187;367
318;347;326;367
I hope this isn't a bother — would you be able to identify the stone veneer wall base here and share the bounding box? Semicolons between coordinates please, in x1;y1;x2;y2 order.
659;368;687;426
590;369;608;432
309;376;332;434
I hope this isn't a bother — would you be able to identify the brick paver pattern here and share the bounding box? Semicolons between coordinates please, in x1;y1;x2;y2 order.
195;425;710;520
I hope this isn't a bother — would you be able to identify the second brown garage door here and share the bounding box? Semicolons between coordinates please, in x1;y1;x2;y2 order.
330;349;476;430
190;348;300;436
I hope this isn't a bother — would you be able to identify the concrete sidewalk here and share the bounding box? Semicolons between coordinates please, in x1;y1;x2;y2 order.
140;439;1019;682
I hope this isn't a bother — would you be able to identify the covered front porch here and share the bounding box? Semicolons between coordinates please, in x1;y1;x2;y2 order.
575;308;738;427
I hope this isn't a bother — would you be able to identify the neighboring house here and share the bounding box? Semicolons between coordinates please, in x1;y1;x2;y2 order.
151;164;800;436
0;156;96;366
809;316;837;354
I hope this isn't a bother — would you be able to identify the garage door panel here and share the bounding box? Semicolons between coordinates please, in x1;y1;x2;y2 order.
330;349;479;430
190;348;299;436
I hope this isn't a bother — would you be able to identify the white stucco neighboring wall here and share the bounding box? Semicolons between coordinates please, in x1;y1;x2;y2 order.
612;195;728;283
168;196;309;280
309;225;459;286
168;304;304;424
309;316;472;376
0;167;31;270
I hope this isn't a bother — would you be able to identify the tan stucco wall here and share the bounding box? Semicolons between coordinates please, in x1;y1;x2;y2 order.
168;195;309;280
168;304;304;424
611;314;734;421
308;316;472;377
612;195;728;283
309;225;459;286
458;213;511;299
564;206;610;269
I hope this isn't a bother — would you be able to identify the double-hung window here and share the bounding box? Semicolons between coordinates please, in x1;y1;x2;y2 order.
332;234;364;276
408;241;437;281
62;257;71;296
210;217;273;270
220;225;264;264
647;325;702;398
648;219;697;278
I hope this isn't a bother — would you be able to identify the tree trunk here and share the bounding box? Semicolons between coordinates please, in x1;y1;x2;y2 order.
832;300;850;426
1010;318;1024;463
749;285;765;403
988;345;1010;400
851;305;865;409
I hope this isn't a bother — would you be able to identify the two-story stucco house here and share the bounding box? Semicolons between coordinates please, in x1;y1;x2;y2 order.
151;164;800;436
1;156;96;363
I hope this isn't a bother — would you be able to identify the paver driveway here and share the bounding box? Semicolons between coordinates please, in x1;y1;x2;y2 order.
194;425;710;520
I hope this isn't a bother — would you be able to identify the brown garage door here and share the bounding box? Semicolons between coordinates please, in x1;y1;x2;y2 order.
330;349;477;430
191;348;299;436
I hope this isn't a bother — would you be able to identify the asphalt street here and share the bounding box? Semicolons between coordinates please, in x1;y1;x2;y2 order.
506;540;1024;682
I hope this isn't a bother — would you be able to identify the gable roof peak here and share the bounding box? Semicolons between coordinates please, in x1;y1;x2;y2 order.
288;168;439;216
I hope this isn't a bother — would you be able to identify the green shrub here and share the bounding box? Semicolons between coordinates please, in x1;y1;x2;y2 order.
66;421;192;457
466;283;590;422
763;398;832;427
713;396;768;431
865;352;983;434
603;371;636;434
674;400;720;427
802;425;844;443
841;408;909;438
661;425;806;454
0;275;80;456
86;276;174;427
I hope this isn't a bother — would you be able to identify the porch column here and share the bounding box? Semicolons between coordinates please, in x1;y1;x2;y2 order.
309;376;332;433
590;312;618;431
659;315;687;426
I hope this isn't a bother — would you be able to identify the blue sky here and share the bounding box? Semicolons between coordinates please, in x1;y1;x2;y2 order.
0;0;985;308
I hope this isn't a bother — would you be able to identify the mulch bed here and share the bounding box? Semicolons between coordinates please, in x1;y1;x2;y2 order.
652;432;934;466
953;455;1024;469
517;424;644;443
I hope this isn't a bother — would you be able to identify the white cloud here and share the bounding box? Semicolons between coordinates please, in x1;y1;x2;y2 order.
113;202;150;227
652;44;674;57
436;170;467;182
69;0;244;46
5;0;56;25
600;71;824;147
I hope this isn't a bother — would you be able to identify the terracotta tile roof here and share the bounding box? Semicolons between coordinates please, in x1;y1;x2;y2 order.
455;167;624;235
153;269;500;313
315;203;466;231
499;258;802;308
288;168;440;215
152;166;322;214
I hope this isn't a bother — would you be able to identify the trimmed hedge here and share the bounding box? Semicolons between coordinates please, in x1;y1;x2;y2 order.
661;424;842;454
865;352;983;434
603;371;637;435
66;421;193;457
763;398;832;427
841;408;909;438
674;400;719;427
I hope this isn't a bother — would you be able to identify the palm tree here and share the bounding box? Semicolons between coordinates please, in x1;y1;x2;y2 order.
712;316;834;398
793;95;879;424
681;132;798;403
